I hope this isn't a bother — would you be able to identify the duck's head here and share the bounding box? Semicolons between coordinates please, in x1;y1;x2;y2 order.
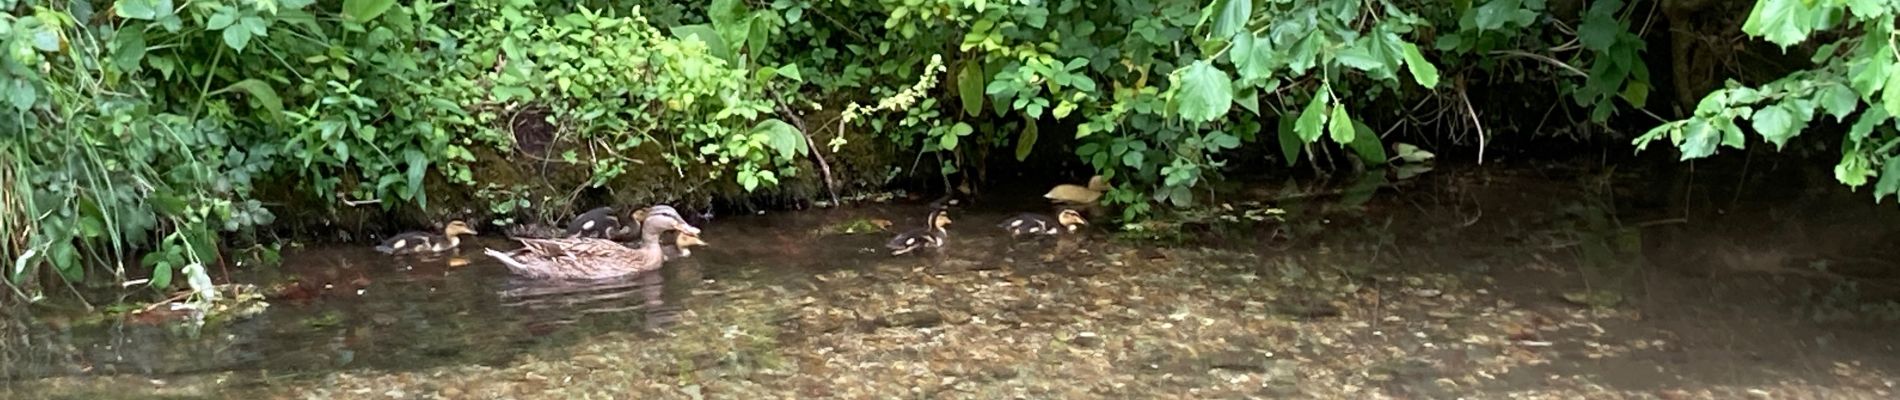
1058;209;1088;226
641;212;698;236
443;220;478;237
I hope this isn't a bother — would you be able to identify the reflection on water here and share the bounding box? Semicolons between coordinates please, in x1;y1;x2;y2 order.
4;160;1900;397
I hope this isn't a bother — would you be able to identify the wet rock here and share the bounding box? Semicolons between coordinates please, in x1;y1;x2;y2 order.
1072;332;1103;347
981;366;1019;381
879;310;944;328
1271;302;1342;319
1204;351;1271;372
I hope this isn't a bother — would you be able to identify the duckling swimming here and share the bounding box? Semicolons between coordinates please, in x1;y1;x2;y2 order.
885;208;952;256
998;209;1089;237
376;221;478;255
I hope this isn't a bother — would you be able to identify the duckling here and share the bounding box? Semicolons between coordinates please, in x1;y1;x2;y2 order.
885;208;952;256
665;228;709;260
573;205;688;241
1044;175;1110;205
998;209;1089;237
376;221;478;255
565;206;622;239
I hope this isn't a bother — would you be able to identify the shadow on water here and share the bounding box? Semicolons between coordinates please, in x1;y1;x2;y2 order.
5;158;1900;397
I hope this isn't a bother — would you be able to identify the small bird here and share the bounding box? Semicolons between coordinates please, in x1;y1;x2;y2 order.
885;208;952;256
565;206;621;239
376;221;479;255
998;209;1089;237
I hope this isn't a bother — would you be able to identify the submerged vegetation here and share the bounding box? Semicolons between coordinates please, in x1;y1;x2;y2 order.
2;0;1898;299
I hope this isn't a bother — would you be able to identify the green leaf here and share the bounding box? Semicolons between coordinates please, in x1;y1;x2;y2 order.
1176;60;1235;123
1395;142;1436;163
213;79;283;115
222;26;253;52
151;261;173;290
1576;0;1622;51
1295;86;1331;142
5;80;34;111
1398;42;1440;88
1277;116;1301;167
1749;104;1800;149
958;62;985;117
1288;31;1323;75
746;14;770;61
1335;38;1394;79
1328;104;1355;144
1679;119;1719;160
404;149;429;207
1472;0;1525;30
342;0;398;22
1211;0;1252;39
1850;47;1891;97
755;119;807;159
1235;88;1261;115
1122;149;1146;168
776;64;802;81
1886;72;1900;117
207;11;236;30
1849;107;1891;142
112;25;147;71
740;170;760;191
1741;0;1810;49
1818;84;1859;122
1878;154;1900;203
1015;122;1038;161
1213;132;1242;150
1237;34;1277;83
1843;0;1887;19
241;16;270;36
1348;120;1387;166
941;132;960;150
116;0;170;20
671;24;734;63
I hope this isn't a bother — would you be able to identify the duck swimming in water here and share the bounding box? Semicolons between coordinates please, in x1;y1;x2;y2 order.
484;212;705;280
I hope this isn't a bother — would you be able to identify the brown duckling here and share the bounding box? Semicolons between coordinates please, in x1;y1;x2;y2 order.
567;205;686;241
885;208;952;256
565;206;622;239
998;209;1088;237
376;221;478;255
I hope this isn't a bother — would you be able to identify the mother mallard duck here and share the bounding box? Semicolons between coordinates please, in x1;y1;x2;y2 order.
484;212;706;280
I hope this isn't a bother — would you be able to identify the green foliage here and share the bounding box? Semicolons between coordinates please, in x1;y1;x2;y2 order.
1638;0;1900;203
2;0;812;295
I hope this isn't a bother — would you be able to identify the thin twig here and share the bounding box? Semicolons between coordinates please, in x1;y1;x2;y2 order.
1488;50;1588;77
338;195;382;207
1458;82;1488;165
769;89;841;206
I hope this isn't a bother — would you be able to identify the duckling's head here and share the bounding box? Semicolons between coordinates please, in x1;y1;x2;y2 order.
930;209;953;229
444;220;478;237
676;230;709;248
1086;175;1111;192
1058;209;1088;226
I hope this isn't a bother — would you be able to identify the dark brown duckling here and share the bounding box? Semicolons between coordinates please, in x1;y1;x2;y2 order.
998;209;1089;237
376;221;478;255
566;206;622;239
885;208;952;256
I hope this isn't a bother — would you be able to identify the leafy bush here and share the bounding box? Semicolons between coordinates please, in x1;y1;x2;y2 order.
1636;0;1900;202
